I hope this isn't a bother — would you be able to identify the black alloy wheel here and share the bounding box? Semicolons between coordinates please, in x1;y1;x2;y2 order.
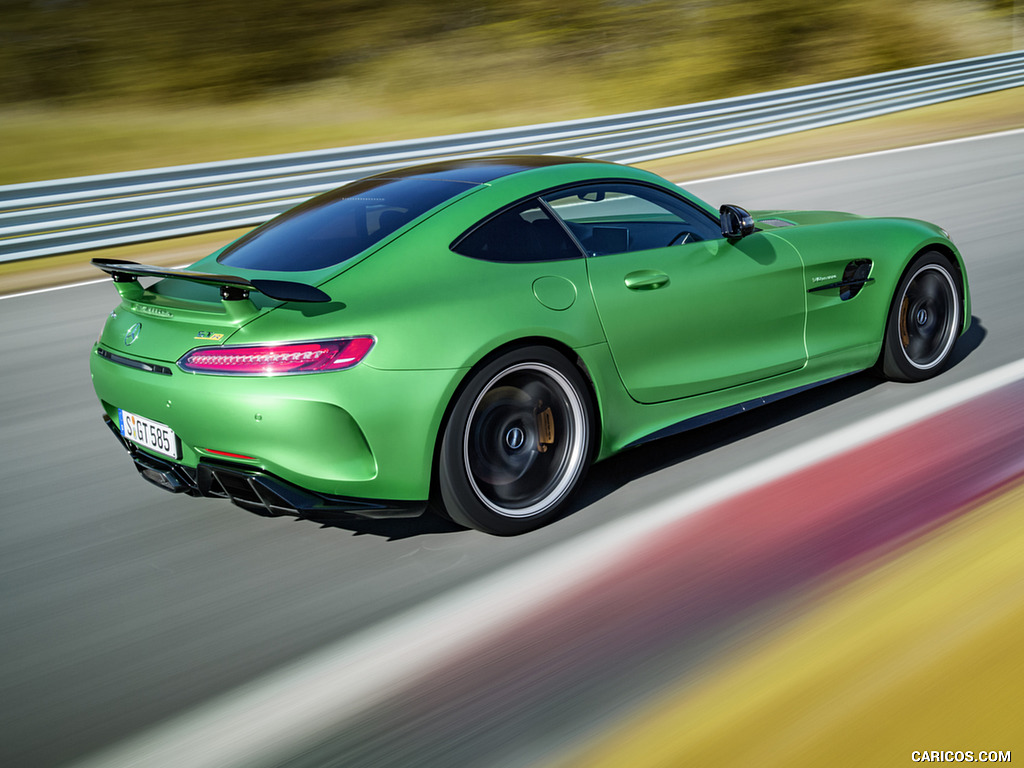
439;346;593;535
881;251;962;382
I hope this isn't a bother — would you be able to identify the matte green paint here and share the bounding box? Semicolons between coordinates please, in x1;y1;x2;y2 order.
532;276;577;310
586;231;807;402
90;157;970;505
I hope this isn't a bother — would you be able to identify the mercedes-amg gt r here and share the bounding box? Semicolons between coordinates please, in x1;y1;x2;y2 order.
90;155;970;534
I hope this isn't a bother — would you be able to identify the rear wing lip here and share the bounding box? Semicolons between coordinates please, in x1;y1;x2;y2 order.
91;258;331;303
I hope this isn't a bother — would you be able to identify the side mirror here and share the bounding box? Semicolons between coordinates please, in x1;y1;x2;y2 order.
720;204;756;239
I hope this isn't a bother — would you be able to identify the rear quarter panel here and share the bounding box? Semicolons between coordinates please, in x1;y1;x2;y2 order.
223;183;617;489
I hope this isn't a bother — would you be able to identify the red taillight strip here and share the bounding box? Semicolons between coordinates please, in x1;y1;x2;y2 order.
202;449;258;460
178;337;375;376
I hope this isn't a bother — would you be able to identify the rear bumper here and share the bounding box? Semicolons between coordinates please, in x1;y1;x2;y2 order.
103;415;426;519
91;343;462;501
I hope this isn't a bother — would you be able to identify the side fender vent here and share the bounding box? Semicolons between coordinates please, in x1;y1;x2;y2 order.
840;259;872;300
807;258;874;300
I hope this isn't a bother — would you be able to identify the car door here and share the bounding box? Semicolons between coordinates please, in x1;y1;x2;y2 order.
543;183;807;404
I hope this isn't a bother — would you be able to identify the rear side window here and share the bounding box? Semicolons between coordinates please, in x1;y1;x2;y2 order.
219;177;477;272
453;200;582;263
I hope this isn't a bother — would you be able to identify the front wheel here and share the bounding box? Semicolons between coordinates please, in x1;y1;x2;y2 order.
438;347;593;535
880;252;962;382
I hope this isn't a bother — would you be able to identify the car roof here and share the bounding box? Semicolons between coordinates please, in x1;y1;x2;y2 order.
366;155;616;185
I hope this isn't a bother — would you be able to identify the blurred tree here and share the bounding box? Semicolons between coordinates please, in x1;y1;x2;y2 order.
0;0;1010;104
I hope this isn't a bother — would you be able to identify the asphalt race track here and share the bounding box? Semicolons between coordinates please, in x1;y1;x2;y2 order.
1;130;1022;767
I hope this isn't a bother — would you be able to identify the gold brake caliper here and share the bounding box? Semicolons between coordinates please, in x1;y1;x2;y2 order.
900;296;911;347
536;406;555;453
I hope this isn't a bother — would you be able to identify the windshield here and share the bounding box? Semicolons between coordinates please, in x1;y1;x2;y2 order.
218;176;478;272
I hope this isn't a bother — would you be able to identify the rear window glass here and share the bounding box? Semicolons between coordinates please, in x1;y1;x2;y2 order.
218;177;477;272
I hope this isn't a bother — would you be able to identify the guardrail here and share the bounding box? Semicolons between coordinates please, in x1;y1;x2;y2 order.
3;50;1023;263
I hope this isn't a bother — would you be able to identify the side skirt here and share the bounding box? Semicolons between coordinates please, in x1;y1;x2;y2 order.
624;371;863;449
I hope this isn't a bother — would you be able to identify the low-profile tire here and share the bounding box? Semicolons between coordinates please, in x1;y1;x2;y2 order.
438;346;593;535
880;251;962;382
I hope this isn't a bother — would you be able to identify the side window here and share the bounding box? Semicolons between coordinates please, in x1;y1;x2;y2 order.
542;183;721;256
452;200;582;263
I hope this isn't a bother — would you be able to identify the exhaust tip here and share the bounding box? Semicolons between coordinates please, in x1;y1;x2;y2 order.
140;466;186;493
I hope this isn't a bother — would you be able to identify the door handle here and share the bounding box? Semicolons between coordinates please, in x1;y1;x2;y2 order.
624;270;670;290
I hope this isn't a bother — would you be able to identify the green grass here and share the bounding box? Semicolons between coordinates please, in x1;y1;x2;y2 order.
0;87;599;184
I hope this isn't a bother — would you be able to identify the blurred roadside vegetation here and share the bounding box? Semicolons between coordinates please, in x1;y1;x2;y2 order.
0;0;1020;183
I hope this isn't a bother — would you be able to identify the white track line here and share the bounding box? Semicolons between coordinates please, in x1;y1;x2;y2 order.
5;128;1022;304
0;266;189;301
68;356;1024;768
682;126;1024;185
0;277;106;301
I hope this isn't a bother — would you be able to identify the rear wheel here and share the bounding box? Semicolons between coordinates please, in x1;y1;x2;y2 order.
439;347;593;535
880;252;961;382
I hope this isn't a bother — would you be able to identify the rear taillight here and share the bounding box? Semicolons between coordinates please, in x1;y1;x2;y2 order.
178;337;375;375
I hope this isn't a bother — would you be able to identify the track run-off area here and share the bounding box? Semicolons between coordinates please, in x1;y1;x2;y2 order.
2;129;1023;767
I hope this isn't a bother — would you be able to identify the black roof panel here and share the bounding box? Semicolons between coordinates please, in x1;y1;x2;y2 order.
368;155;609;185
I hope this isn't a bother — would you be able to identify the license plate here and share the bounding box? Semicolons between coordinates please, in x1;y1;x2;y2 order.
118;409;180;460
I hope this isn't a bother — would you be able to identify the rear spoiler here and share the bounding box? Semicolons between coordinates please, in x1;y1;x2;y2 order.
92;259;331;304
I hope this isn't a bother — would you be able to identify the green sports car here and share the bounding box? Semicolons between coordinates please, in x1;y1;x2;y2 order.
90;155;970;535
